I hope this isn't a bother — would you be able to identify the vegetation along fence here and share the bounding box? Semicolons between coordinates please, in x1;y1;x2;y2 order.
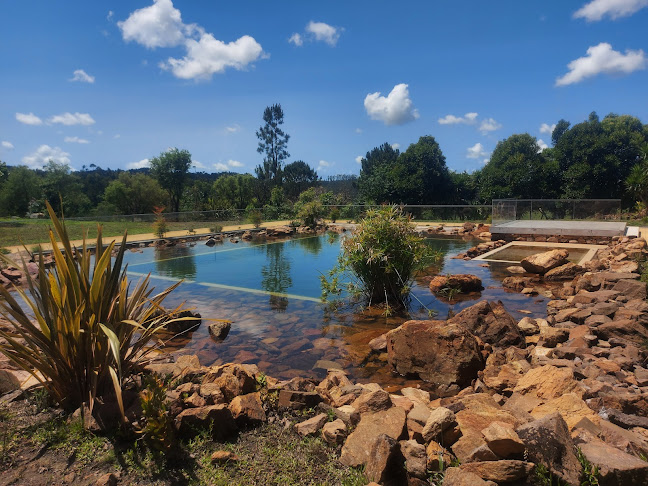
492;199;621;226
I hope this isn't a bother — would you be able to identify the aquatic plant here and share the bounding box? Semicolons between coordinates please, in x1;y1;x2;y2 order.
0;202;191;416
321;205;440;307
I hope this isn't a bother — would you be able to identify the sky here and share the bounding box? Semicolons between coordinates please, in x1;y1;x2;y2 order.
1;0;647;176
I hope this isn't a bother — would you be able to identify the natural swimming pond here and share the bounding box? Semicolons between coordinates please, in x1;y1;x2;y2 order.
122;233;550;389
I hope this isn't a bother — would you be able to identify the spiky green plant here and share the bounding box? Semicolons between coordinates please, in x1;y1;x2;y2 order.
0;202;191;417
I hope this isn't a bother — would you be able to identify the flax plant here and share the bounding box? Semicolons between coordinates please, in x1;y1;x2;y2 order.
0;202;191;416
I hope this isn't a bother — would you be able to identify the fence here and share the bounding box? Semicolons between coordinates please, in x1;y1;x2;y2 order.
492;199;621;226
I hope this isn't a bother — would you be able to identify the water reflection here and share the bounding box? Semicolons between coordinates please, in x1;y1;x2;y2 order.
154;245;197;279
294;235;324;255
260;242;292;311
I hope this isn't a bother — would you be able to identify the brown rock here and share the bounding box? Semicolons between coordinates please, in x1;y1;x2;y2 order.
531;393;599;430
407;404;431;440
351;389;391;414
443;468;496;486
545;262;585;280
426;441;454;471
612;279;647;300
386;320;484;386
448;300;524;347
210;450;239;464
513;365;582;399
364;434;406;486
400;439;427;479
481;421;525;458
322;419;347;445
368;333;387;352
459;460;534;482
0;369;21;395
580;440;648;486
94;473;118;486
429;274;483;293
228;392;266;423
422;407;457;443
295;413;328;436
208;321;231;340
277;390;322;410
174;405;237;439
521;249;569;274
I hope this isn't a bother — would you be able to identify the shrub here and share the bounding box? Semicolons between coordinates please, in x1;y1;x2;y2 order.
0;202;192;416
210;224;223;233
153;206;168;239
321;206;440;307
248;209;263;228
298;200;324;229
329;207;340;223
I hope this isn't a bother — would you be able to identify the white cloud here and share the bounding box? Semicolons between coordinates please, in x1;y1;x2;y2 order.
556;42;647;86
479;118;502;134
160;32;265;80
225;124;241;133
438;112;478;125
22;145;71;169
305;21;341;46
127;158;150;170
107;10;114;21
114;134;121;139
288;33;303;46
213;162;228;171
482;158;490;165
1;141;14;150
537;139;549;152
364;83;420;126
70;69;95;83
192;160;207;169
49;112;96;126
540;123;557;135
574;0;648;21
391;143;400;150
466;142;488;159
16;112;43;125
227;159;243;168
118;0;187;48
317;160;331;171
355;155;363;164
64;136;90;144
355;128;363;134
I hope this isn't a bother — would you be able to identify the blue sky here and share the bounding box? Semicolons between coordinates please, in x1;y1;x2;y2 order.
1;0;647;176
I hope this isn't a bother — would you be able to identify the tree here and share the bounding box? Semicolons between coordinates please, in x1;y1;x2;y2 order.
255;104;290;186
103;173;166;215
41;160;91;216
0;166;42;216
150;148;192;213
283;160;319;199
212;174;256;209
357;143;400;203
551;119;570;146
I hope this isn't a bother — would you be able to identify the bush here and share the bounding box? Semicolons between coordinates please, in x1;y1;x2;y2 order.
321;206;440;307
329;207;340;223
0;202;192;416
153;206;168;239
248;209;263;228
297;200;324;229
210;224;223;233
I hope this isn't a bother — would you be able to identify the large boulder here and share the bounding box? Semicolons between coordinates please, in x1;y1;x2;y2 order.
448;300;524;347
544;262;585;280
579;440;648;486
521;249;569;274
429;274;483;294
386;320;484;386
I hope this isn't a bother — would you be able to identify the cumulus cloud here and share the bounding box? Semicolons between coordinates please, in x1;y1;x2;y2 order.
227;159;243;168
22;145;71;169
355;155;363;164
479;118;502;134
64;136;90;144
107;10;114;21
213;162;228;171
16;112;43;125
537;139;549;152
70;69;95;83
49;112;96;126
225;124;241;133
364;83;420;126
1;141;14;150
574;0;648;21
355;128;363;134
438;112;478;125
127;158;150;170
317;160;331;171
540;123;557;135
466;142;488;159
305;21;341;46
119;0;265;80
114;134;121;139
391;143;400;150
288;33;303;46
556;42;646;86
192;160;207;169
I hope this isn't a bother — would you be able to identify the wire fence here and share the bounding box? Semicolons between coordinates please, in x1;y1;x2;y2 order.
492;199;621;226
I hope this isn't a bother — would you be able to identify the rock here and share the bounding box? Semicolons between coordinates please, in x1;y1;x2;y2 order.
521;249;569;274
228;392;266;424
208;321;231;340
539;326;570;348
407;404;431;440
340;407;406;467
210;450;239;464
278;390;322;410
174;405;237;439
165;310;201;333
422;407;457;443
516;412;581;485
531;393;599;430
364;434;406;486
202;363;257;401
595;319;648;346
481;421;525;458
295;413;328;436
544;262;584;280
426;441;454;471
0;370;21;396
322;419;347;445
517;317;539;335
612;279;647;300
506;266;526;274
607;408;648;429
351;389;391;414
443;468;497;486
400;439;427;479
448;300;524;347
386;320;484;386
579;440;648;486
94;473;118;486
429;274;483;293
459;460;534;483
401;387;431;406
205;238;216;247
513;365;582;399
368;333;387;352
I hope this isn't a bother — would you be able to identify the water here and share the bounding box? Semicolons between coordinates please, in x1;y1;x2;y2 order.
122;234;550;390
483;244;590;264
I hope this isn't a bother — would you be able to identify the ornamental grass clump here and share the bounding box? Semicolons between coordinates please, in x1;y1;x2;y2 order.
0;202;192;417
322;206;440;308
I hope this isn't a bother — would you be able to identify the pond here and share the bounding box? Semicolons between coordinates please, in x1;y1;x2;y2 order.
122;233;550;390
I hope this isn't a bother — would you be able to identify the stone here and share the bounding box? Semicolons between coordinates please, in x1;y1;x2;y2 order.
521;249;569;274
322;419;347;445
407;404;432;440
443;468;496;486
340;407;406;467
174;405;237;439
364;434;406;486
228;392;266;423
481;421;525;458
539;326;570;347
517;317;539;335
530;393;599;430
94;473;118;486
612;279;647;300
579;440;648;486
208;321;231;340
459;460;534;483
506;266;526;274
513;365;582;399
595;319;648;346
545;262;585;280
482;362;529;393
429;274;483;293
516;412;581;485
422;407;457;443
295;413;328;436
386;320;484;386
0;369;21;396
368;333;387;352
448;300;524;347
210;450;239;464
400;387;431;406
400;439;427;479
351;389;391;414
202;363;257;400
607;408;648;429
426;441;454;471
